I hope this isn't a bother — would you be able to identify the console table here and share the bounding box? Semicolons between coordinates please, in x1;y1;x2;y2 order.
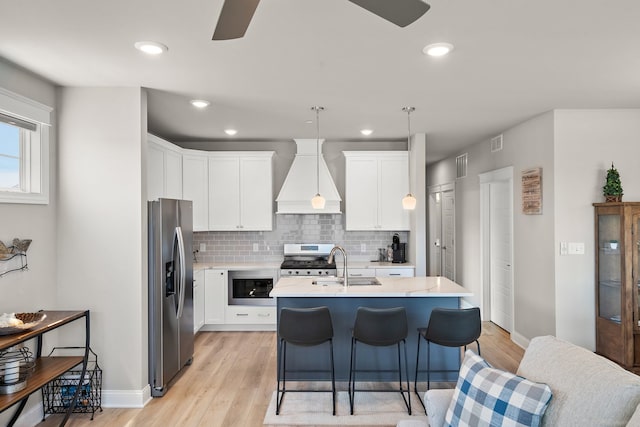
0;310;90;426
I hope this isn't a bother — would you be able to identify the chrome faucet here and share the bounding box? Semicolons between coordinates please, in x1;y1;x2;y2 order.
328;245;348;287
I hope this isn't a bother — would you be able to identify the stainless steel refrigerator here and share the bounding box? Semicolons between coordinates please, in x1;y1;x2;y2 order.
148;198;194;397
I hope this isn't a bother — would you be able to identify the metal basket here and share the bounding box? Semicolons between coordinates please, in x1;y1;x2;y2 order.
42;347;103;420
0;345;35;394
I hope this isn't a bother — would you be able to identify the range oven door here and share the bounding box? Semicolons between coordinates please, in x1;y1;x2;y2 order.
228;269;277;306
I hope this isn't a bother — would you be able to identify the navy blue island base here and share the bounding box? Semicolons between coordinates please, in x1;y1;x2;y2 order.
276;295;462;382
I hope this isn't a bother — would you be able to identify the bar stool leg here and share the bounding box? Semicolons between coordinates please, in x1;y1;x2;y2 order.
426;341;431;391
398;339;411;415
414;331;426;412
330;339;336;416
276;339;286;415
348;337;357;415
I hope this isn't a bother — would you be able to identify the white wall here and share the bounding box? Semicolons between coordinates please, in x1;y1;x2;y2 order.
0;58;58;427
56;87;148;402
554;109;640;349
428;112;556;343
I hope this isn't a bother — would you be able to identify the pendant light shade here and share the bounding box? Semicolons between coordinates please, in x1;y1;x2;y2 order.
311;106;326;209
402;106;416;210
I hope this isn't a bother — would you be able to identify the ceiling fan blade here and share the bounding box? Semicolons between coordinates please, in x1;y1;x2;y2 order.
212;0;261;40
348;0;430;27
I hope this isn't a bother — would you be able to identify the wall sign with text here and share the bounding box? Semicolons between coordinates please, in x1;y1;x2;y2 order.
522;167;542;215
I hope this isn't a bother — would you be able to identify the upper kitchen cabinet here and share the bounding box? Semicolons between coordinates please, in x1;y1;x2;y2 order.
182;151;209;231
147;134;183;201
344;151;410;231
208;152;274;231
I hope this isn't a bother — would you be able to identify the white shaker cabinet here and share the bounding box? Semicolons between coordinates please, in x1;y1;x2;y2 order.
193;269;205;333
147;134;183;201
375;268;415;277
344;151;410;231
204;269;227;325
208;152;274;231
182;151;209;231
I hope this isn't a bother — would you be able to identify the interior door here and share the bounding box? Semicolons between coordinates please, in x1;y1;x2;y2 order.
441;190;455;281
489;179;513;332
428;191;442;276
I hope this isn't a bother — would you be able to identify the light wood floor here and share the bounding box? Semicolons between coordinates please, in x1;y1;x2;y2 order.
37;322;523;427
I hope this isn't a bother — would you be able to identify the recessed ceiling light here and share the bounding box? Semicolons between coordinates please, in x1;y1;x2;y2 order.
224;129;238;136
360;129;373;136
423;42;454;57
134;41;168;55
305;120;313;124
190;99;210;108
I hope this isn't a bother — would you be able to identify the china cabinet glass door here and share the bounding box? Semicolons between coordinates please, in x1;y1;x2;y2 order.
598;214;621;323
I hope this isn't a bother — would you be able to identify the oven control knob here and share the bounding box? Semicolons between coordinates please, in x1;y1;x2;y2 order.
318;271;322;275
295;271;299;275
288;271;292;275
307;271;311;275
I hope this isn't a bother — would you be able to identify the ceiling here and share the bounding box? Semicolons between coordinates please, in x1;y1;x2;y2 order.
1;0;639;164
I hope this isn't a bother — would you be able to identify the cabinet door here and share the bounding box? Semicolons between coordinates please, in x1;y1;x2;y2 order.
183;154;208;231
147;142;164;201
165;149;183;199
378;156;410;230
209;156;240;230
205;269;227;324
193;269;205;332
345;157;378;230
240;156;273;230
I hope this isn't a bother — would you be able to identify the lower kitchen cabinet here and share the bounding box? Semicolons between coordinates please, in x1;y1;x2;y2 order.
204;269;226;324
375;268;414;277
193;269;205;332
225;305;276;324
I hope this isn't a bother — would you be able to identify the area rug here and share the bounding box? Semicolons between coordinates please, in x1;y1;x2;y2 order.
263;390;428;426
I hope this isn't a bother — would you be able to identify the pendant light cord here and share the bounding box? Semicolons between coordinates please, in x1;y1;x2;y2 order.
404;106;415;195
316;106;320;195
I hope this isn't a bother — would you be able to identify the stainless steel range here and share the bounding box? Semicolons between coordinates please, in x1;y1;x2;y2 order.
280;243;337;277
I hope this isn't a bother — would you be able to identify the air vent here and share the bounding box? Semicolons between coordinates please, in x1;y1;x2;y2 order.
491;134;503;152
456;153;468;179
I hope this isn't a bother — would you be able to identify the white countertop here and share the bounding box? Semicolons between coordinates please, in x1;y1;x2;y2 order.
194;261;415;271
270;276;471;298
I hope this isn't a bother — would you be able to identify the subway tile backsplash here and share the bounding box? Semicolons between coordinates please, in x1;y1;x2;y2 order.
192;214;408;263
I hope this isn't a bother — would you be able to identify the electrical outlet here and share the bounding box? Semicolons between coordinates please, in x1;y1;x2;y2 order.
199;243;206;252
361;243;366;252
253;243;259;252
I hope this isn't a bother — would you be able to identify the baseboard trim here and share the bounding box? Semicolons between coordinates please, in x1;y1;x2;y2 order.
10;400;42;427
199;324;276;332
102;384;151;408
510;330;529;349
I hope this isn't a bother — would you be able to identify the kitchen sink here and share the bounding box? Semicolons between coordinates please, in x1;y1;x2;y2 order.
311;277;382;286
348;277;382;286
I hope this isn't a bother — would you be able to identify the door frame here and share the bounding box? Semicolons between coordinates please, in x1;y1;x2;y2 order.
479;166;514;328
428;182;455;278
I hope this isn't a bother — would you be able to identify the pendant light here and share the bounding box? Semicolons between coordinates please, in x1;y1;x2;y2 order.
311;106;326;209
402;107;417;210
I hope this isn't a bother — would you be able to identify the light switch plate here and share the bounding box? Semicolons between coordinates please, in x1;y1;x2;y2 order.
569;242;585;255
560;242;568;255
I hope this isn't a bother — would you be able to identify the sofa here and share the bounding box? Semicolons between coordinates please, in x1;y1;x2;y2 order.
399;335;640;427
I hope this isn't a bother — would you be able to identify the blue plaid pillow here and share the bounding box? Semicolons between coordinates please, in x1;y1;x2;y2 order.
445;350;552;427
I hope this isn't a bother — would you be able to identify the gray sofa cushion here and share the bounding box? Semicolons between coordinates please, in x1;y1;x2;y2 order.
517;335;640;427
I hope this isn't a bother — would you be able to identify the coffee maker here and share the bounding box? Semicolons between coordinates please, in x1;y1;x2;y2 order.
391;233;406;263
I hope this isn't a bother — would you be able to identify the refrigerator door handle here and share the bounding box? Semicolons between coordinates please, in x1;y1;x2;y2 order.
175;226;186;319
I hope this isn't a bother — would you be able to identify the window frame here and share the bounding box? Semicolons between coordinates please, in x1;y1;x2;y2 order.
0;87;52;204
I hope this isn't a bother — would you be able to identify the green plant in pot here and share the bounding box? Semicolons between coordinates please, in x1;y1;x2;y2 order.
603;163;623;203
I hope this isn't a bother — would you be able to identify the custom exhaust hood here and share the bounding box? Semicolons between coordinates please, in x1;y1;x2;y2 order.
276;139;341;214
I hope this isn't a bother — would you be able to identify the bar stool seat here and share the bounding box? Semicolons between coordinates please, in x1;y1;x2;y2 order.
276;306;336;415
349;306;411;415
414;307;481;412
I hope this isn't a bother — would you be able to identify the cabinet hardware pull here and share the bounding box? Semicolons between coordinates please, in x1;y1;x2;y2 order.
258;313;271;317
236;313;249;316
390;273;400;276
350;274;363;277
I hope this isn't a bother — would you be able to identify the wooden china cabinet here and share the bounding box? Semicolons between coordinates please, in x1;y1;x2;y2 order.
594;202;640;373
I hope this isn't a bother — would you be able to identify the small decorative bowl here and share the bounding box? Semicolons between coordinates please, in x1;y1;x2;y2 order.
0;313;47;336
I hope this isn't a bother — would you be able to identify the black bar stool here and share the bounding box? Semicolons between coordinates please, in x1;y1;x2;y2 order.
349;306;411;415
276;306;336;415
414;307;481;411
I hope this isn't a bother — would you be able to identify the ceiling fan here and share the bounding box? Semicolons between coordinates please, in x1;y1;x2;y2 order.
212;0;431;40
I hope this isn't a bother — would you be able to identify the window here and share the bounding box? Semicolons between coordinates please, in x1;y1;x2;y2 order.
0;87;51;204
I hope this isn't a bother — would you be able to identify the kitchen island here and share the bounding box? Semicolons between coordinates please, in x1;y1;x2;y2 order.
270;276;472;381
